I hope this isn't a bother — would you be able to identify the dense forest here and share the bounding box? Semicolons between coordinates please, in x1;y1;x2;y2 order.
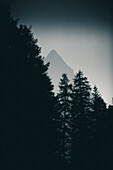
1;1;113;169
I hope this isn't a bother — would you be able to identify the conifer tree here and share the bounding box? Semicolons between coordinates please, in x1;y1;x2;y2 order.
92;86;106;113
71;70;92;169
1;1;55;169
92;85;107;169
55;73;72;168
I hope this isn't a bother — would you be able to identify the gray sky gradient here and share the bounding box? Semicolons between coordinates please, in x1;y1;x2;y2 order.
7;0;113;105
34;26;112;105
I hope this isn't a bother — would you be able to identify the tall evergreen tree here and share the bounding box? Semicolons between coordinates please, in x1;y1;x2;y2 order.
92;85;107;169
92;86;106;114
1;1;55;169
55;73;72;169
71;70;92;169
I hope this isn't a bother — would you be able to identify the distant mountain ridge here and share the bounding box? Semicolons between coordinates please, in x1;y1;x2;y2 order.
44;49;74;93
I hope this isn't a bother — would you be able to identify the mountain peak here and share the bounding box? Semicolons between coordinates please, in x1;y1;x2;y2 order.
44;49;74;93
47;49;60;58
50;49;57;54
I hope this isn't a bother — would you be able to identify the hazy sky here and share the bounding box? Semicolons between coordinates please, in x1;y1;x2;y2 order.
7;0;113;105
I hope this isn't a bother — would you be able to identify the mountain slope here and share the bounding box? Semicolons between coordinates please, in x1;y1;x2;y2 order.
44;49;74;93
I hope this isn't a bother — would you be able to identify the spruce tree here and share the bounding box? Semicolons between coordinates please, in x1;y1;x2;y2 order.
1;1;55;169
92;85;107;169
71;70;92;169
55;73;72;169
92;86;106;113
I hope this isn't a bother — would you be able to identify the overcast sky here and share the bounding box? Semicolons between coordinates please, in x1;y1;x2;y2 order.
6;0;113;105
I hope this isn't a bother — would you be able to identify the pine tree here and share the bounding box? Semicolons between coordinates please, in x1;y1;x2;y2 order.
55;73;72;169
92;85;107;169
15;25;55;170
1;1;55;169
71;70;92;169
92;86;106;113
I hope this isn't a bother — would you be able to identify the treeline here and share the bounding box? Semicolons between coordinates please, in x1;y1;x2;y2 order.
54;72;113;170
1;1;113;170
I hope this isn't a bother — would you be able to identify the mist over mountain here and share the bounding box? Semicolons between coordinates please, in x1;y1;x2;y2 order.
44;49;74;93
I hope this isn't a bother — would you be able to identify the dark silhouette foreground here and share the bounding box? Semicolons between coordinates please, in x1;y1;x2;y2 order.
1;1;113;170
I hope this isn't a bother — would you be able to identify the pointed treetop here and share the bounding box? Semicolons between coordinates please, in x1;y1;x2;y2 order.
93;85;101;98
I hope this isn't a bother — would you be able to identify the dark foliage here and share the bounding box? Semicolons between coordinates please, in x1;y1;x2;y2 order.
91;86;107;169
1;1;55;169
71;70;92;170
54;74;72;169
1;1;113;170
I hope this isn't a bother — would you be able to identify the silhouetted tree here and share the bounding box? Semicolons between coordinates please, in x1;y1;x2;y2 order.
1;1;55;169
55;73;72;169
92;85;107;169
71;70;92;169
1;1;112;170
